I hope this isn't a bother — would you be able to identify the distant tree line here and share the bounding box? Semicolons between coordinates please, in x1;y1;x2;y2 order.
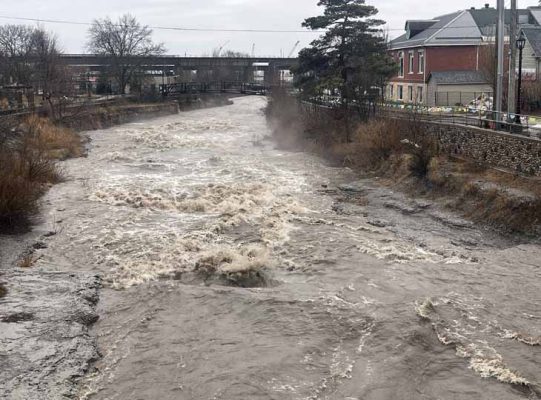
0;14;166;104
0;25;73;118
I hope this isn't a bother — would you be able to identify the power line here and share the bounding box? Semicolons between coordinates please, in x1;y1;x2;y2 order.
0;15;323;34
0;14;531;35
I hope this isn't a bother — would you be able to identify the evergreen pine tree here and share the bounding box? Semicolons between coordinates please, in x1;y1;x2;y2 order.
295;0;396;121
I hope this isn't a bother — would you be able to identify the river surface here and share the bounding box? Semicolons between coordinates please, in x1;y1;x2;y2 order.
28;97;540;399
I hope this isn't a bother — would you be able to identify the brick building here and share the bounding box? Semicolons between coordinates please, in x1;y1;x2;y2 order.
387;5;541;106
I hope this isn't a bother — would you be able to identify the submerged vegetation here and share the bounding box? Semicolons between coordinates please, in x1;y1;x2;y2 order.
0;117;83;230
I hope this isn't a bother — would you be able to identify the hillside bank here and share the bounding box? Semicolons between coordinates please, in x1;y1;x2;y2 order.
266;92;541;236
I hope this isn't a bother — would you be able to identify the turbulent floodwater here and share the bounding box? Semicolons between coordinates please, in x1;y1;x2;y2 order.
30;97;540;399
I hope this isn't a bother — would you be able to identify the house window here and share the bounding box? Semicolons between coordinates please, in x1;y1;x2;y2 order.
389;84;394;99
418;52;425;74
409;52;414;74
418;86;424;103
398;52;404;77
398;85;403;100
408;86;413;102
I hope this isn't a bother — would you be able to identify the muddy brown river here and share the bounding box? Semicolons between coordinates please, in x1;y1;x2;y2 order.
2;97;540;399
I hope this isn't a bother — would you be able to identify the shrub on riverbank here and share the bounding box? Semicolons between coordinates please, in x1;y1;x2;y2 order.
23;116;84;160
0;117;83;230
267;91;439;177
427;157;541;234
266;93;541;235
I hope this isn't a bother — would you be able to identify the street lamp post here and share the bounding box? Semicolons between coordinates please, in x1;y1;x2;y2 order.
515;30;526;125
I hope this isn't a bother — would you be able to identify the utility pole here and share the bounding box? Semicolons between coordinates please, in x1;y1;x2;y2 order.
495;0;505;126
508;0;518;119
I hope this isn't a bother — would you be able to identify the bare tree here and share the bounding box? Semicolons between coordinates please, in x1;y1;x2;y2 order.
31;29;74;120
0;25;35;86
87;14;165;95
0;25;73;115
478;42;508;108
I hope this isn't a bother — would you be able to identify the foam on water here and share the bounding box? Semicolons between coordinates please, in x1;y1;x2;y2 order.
87;168;306;288
415;294;535;389
33;97;540;399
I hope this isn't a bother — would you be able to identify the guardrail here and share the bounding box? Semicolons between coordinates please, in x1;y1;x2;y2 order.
302;95;541;139
379;104;541;139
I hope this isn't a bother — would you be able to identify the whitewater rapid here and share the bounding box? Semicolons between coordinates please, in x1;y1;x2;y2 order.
24;97;541;399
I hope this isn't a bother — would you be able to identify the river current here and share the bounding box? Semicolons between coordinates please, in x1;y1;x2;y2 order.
32;97;540;399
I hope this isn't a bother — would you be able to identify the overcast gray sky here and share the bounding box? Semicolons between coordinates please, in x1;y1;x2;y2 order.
0;0;539;56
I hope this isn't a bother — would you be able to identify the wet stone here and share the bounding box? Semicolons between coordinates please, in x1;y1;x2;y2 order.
1;312;34;323
367;219;391;228
0;271;101;400
338;182;366;193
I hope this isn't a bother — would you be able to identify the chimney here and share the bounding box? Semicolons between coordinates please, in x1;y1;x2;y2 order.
485;3;490;8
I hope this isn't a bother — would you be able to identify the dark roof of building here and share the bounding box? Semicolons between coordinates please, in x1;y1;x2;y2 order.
469;9;531;27
405;20;440;39
390;12;464;49
390;7;540;50
428;70;488;85
522;27;541;57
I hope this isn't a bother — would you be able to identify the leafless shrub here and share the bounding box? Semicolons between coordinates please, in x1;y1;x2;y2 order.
399;117;440;178
0;116;81;230
18;253;36;269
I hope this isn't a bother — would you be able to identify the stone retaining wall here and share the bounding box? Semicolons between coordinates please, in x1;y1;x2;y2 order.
287;98;541;177
422;122;541;176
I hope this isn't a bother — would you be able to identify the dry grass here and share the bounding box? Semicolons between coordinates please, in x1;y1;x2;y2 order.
0;282;6;298
354;120;404;166
0;98;9;110
267;92;441;177
0;115;83;230
18;254;36;269
427;157;541;234
0;150;57;227
23;115;84;160
266;95;541;235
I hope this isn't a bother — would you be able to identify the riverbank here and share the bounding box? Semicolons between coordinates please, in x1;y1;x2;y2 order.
0;96;234;231
62;95;232;132
0;96;233;399
266;92;541;236
1;97;539;399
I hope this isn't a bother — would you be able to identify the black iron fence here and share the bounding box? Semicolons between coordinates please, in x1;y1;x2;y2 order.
302;94;541;139
379;106;541;139
160;81;270;97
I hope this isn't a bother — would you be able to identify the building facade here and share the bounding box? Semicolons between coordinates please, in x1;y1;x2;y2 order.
388;5;541;107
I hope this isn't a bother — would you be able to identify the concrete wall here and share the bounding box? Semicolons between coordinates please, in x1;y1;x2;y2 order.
423;121;541;176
